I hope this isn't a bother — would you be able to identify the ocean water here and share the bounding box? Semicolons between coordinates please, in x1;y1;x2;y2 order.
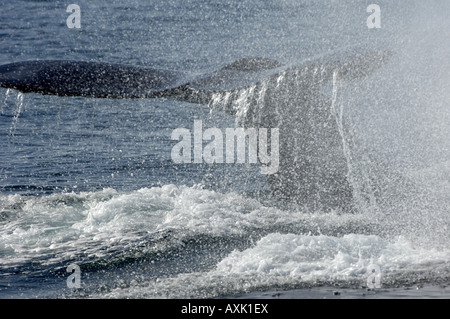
0;0;449;299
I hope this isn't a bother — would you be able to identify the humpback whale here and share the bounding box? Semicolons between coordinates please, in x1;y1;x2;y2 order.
0;45;394;212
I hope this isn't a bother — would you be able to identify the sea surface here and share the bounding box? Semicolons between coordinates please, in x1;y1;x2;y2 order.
0;0;449;299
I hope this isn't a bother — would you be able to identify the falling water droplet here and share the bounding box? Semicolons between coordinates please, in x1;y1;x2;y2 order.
1;88;13;115
9;91;24;137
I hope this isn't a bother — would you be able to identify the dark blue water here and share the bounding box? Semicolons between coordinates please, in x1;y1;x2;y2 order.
0;0;449;298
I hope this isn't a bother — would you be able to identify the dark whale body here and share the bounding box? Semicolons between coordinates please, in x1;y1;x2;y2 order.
0;47;390;100
0;46;396;212
0;60;187;98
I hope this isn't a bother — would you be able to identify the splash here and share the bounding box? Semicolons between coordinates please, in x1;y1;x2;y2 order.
209;74;272;128
329;70;379;215
8;90;24;137
208;64;360;212
205;57;449;249
1;88;12;115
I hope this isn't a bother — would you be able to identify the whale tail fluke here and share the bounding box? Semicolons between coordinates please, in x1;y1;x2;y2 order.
0;46;394;212
0;45;390;102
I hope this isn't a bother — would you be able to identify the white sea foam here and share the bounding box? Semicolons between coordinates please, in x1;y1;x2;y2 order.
1;184;448;298
98;232;449;299
216;233;448;278
1;184;448;265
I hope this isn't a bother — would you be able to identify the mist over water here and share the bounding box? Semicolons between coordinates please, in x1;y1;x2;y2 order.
0;0;449;298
